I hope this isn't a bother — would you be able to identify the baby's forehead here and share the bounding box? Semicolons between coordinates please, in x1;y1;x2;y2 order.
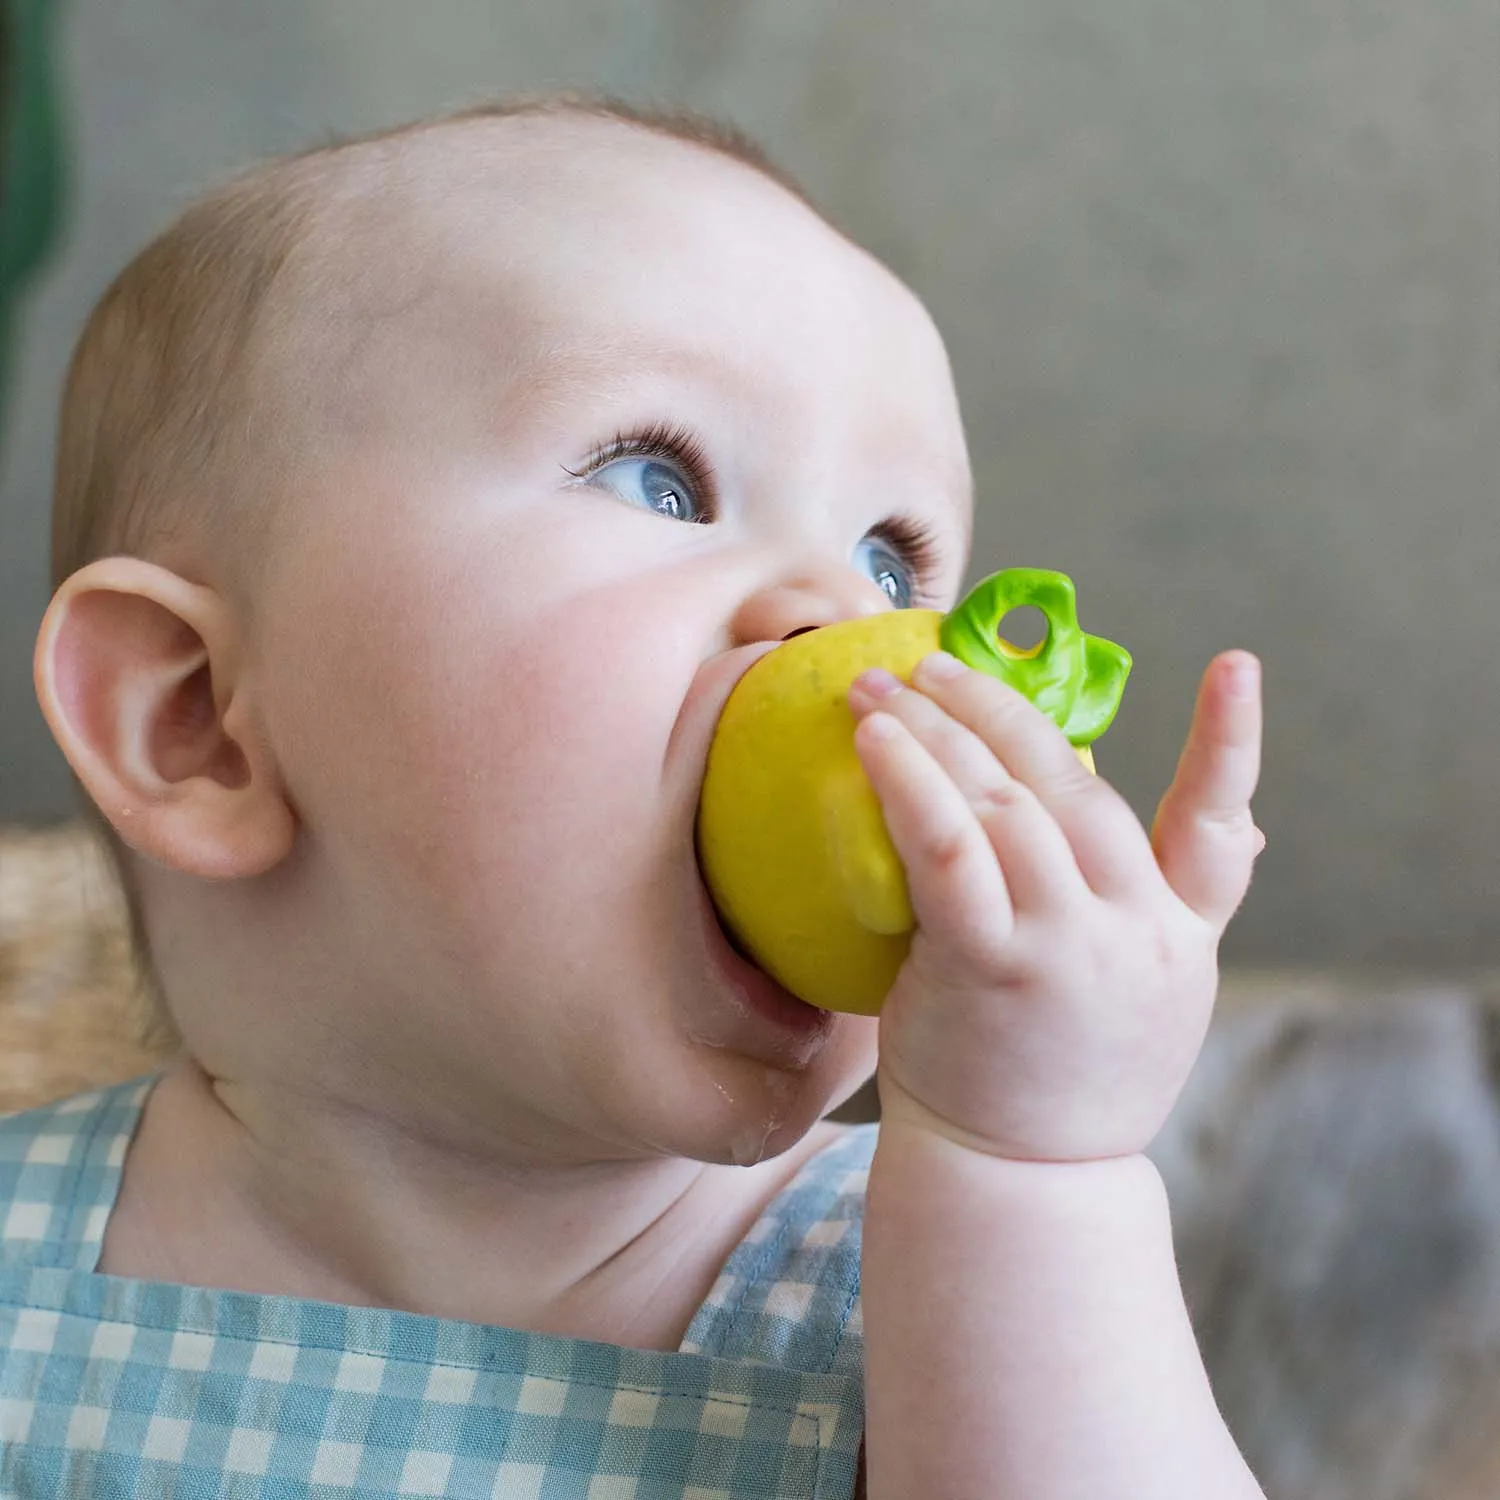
301;117;821;301
322;130;859;337
271;116;968;502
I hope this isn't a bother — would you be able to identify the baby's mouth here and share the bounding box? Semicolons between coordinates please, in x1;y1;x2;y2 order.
691;853;833;1055
692;831;765;965
713;902;755;964
694;849;753;962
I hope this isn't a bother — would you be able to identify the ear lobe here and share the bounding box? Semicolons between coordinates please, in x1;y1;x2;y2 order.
34;557;295;879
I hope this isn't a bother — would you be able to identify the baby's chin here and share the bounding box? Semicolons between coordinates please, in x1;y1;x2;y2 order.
717;1100;821;1170
614;1056;847;1169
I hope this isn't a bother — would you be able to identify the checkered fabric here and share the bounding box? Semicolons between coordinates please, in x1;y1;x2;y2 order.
0;1078;871;1498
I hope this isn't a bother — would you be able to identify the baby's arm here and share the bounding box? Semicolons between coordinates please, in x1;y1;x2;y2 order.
848;650;1267;1499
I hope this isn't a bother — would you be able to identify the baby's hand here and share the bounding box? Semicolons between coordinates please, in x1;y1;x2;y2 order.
848;648;1262;1163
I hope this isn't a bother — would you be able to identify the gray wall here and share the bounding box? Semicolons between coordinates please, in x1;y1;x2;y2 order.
2;0;1496;969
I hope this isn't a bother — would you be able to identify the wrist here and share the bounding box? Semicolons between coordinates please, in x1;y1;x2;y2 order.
870;1107;1166;1211
874;1063;1162;1173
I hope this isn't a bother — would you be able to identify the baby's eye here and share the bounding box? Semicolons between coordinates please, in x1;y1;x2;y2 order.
589;454;706;523
853;534;917;609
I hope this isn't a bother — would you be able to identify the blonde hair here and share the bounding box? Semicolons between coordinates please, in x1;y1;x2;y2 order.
48;93;814;1029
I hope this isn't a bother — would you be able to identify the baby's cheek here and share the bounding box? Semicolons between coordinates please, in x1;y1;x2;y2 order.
305;623;642;905
254;503;699;961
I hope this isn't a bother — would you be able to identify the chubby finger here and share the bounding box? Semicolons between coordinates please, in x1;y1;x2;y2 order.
906;652;1158;899
849;668;1088;913
850;709;1018;966
1151;650;1264;927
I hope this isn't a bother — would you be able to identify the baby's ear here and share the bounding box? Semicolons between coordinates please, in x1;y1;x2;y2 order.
33;557;295;879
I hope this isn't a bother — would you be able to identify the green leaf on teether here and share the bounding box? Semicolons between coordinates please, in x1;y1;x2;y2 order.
1068;633;1133;743
938;568;1132;747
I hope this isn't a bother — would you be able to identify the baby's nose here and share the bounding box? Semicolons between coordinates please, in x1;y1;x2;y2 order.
729;570;891;647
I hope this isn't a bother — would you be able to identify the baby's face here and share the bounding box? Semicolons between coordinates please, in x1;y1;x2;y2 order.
244;120;973;1165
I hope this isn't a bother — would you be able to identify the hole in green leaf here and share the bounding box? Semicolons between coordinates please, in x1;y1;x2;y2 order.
996;605;1048;659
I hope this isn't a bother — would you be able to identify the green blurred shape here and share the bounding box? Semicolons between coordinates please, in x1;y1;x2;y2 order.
0;0;66;440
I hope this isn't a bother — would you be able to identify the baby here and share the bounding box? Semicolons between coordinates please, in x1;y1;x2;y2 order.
6;97;1267;1498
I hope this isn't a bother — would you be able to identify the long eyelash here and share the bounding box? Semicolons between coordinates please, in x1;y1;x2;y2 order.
562;421;718;522
869;515;949;605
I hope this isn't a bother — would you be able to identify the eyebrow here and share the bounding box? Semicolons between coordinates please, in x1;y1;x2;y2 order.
504;334;748;413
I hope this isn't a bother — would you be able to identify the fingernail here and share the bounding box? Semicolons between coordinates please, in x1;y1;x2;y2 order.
1227;654;1260;697
916;650;966;683
860;711;900;741
852;667;903;699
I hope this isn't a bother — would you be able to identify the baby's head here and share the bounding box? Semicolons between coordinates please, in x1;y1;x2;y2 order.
35;97;973;1165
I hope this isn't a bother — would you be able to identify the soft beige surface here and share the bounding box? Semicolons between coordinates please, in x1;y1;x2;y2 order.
4;820;1500;1496
0;824;169;1112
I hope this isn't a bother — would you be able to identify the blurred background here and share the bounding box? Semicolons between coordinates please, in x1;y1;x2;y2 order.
1;8;1498;1495
2;0;1496;968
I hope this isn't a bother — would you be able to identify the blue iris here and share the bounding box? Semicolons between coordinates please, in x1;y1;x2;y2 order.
853;535;916;608
592;456;702;522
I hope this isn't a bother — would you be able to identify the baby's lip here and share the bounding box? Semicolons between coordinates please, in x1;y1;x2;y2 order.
667;639;784;801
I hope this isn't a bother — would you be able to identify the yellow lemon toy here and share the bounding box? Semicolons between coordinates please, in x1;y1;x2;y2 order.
696;568;1131;1015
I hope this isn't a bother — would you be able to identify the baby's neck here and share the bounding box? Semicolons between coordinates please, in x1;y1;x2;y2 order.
98;1057;843;1350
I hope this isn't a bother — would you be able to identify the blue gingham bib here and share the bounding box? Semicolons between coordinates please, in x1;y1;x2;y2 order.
0;1078;872;1498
